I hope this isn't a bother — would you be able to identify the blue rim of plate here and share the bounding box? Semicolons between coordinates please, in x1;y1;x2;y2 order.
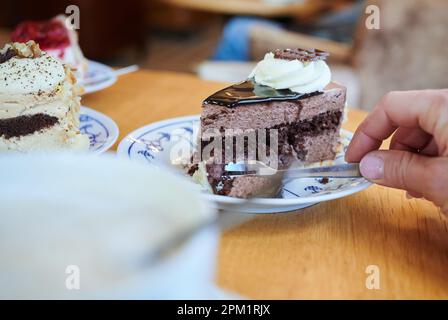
80;106;119;154
117;115;372;206
80;61;117;95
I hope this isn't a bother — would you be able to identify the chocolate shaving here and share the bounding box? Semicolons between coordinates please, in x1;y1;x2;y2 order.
273;48;329;62
0;48;17;64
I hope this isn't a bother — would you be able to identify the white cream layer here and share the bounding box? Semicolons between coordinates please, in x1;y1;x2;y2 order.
0;122;89;152
0;54;66;95
46;47;87;78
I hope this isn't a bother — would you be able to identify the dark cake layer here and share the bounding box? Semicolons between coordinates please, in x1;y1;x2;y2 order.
206;163;234;196
285;110;341;137
287;110;342;161
0;114;59;139
205;163;281;198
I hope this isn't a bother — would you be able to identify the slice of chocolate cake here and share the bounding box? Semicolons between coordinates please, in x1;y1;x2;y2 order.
190;48;347;198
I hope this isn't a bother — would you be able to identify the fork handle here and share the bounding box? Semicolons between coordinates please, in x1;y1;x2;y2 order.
284;163;361;179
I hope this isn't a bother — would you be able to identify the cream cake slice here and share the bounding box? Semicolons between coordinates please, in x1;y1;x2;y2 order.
0;41;89;152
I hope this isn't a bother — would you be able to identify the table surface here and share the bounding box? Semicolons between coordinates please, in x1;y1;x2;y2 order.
83;70;448;300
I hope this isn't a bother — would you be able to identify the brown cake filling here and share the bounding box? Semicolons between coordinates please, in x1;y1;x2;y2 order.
286;110;342;161
206;163;235;196
0;114;59;139
200;110;342;163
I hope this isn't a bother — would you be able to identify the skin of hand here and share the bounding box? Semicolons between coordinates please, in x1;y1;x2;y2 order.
345;89;448;215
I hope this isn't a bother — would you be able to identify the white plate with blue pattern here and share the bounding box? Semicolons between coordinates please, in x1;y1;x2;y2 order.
80;61;117;95
80;106;119;154
117;115;371;213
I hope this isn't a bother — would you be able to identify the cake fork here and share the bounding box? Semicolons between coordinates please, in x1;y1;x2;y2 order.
224;162;362;179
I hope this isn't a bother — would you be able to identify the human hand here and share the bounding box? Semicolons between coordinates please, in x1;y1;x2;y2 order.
345;90;448;215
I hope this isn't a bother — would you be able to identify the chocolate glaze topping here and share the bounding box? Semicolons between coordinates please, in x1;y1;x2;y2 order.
203;79;323;108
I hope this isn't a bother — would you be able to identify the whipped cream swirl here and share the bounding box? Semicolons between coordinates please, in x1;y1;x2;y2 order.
249;52;331;94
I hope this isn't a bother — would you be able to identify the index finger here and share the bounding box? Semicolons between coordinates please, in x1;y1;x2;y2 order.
345;89;448;162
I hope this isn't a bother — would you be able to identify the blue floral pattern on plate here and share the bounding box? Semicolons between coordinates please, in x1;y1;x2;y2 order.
80;106;119;154
79;61;117;95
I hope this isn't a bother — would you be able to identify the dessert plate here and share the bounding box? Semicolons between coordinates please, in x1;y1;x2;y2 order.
80;60;117;94
80;106;119;154
117;115;371;213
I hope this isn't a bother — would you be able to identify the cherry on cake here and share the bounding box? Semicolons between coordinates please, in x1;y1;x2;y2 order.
11;15;88;78
189;48;347;198
0;41;89;152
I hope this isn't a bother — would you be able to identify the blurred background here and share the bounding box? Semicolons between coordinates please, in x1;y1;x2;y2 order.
1;0;447;110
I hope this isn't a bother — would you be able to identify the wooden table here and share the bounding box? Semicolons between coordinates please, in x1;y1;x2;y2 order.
83;70;448;300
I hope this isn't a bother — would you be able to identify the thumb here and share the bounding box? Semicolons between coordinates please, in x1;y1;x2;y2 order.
359;150;448;206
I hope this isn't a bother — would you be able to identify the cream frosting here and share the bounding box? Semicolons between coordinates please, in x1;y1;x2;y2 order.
46;47;87;77
0;52;65;95
249;52;331;94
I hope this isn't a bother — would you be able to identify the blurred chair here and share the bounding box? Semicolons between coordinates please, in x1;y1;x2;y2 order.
198;0;448;111
354;0;448;109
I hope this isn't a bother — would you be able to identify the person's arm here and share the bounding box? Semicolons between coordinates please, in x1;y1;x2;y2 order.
345;89;448;214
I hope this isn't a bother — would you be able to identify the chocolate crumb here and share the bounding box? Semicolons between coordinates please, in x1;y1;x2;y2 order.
187;163;199;176
318;177;330;184
0;48;17;64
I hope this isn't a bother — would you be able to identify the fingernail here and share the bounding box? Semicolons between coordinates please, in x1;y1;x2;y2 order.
360;153;384;180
